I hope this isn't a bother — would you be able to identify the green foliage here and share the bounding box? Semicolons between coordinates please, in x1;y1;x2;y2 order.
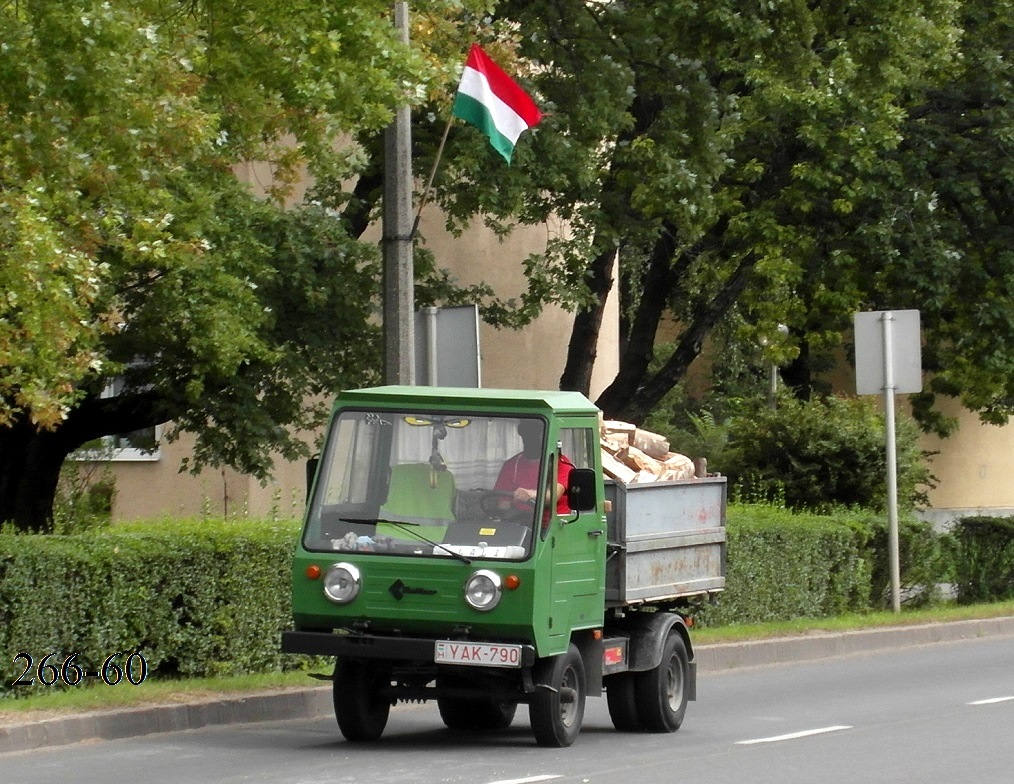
860;513;952;608
953;516;1014;603
1;0;491;530
0;507;968;697
1;0;417;426
0;519;311;699
51;461;115;535
719;395;934;513
437;0;1008;436
465;0;1012;434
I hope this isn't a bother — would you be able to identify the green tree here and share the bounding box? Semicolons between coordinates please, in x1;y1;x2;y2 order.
490;0;965;423
760;0;1014;436
847;0;1014;433
720;395;934;513
420;0;1012;437
0;0;483;531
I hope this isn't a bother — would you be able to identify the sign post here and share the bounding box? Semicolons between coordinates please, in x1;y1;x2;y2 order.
854;310;922;613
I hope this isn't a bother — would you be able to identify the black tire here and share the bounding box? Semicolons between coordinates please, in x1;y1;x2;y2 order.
529;643;586;747
635;631;689;733
333;658;391;742
438;697;518;731
605;672;642;732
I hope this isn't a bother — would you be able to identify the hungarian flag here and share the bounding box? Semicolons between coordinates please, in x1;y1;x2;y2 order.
452;44;542;164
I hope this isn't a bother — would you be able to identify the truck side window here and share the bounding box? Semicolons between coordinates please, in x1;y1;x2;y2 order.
560;427;595;471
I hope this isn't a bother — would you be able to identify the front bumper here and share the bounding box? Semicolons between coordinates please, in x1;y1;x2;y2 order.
281;629;537;668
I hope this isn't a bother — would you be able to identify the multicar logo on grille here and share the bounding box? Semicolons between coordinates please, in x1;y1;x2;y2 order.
388;579;437;601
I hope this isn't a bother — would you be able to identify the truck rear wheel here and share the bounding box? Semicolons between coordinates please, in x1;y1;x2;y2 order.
605;672;642;731
333;658;391;741
529;644;586;747
635;631;689;733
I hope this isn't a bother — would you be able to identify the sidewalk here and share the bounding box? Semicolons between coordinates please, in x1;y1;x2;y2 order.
3;615;1013;755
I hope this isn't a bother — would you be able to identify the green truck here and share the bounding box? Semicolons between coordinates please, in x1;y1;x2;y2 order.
281;385;726;747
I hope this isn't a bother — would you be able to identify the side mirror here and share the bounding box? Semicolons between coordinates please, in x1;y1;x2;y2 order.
567;468;597;512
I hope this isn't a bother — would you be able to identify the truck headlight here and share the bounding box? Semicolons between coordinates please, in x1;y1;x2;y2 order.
464;569;502;612
323;562;361;605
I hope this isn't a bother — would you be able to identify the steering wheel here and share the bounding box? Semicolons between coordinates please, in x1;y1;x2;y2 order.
478;490;536;522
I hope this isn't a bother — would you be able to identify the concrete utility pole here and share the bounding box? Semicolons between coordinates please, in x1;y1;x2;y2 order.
382;1;415;385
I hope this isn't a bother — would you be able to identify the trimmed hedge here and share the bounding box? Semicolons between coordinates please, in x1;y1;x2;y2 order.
695;505;953;627
696;505;872;626
0;519;309;699
953;516;1014;603
0;507;975;698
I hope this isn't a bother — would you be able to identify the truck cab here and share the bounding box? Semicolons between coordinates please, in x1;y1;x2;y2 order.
282;385;725;747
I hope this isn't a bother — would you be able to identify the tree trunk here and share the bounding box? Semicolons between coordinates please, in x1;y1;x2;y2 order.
607;256;757;423
559;247;618;395
781;338;814;401
0;419;37;530
0;391;169;532
594;226;681;417
341;166;383;240
0;418;75;532
18;432;69;532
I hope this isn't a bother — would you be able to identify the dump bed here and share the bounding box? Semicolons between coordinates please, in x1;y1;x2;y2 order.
604;476;727;606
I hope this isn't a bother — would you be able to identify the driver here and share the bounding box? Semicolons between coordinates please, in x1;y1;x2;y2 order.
494;419;573;515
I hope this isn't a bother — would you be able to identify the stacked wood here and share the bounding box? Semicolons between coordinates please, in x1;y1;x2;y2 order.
600;421;696;484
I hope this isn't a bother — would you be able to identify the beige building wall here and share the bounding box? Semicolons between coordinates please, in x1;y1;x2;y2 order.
822;353;1014;524
107;432;311;522
413;210;619;395
918;398;1014;527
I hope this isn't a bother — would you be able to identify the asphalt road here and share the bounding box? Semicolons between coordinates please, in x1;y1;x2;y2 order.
3;629;1012;784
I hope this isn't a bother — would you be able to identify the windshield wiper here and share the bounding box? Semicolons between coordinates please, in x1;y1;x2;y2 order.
378;521;472;565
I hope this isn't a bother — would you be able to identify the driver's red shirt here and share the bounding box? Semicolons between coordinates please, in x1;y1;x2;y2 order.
494;453;574;514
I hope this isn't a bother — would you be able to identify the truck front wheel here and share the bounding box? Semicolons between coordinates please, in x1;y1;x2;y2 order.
529;644;586;747
333;658;391;741
635;631;689;733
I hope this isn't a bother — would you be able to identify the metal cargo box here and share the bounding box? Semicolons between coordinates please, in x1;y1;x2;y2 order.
604;477;727;606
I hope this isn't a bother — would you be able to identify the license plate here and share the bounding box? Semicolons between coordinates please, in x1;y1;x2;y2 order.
434;640;522;668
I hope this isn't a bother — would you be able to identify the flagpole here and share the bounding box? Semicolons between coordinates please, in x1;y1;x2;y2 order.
411;113;454;241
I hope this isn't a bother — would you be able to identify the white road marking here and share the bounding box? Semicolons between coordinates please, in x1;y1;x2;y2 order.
736;725;853;745
968;696;1014;705
488;776;562;784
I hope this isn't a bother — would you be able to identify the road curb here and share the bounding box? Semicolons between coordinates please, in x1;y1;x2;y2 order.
695;615;1014;672
3;617;1013;755
0;688;333;756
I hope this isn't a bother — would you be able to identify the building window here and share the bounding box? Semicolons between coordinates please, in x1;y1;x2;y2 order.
73;378;161;462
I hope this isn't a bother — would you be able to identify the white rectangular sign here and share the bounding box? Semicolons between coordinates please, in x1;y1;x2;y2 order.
415;305;481;387
854;310;923;395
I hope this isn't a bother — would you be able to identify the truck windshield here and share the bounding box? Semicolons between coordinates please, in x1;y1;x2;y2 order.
303;410;548;561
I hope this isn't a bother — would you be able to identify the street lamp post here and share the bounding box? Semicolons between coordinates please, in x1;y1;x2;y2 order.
761;323;790;409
